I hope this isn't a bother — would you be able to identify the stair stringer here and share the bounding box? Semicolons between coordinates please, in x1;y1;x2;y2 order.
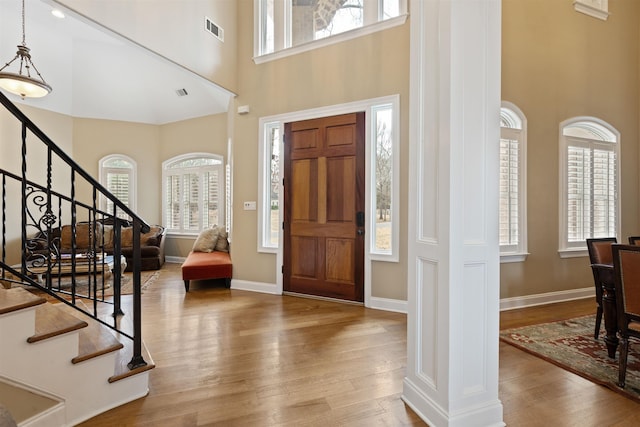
0;304;150;426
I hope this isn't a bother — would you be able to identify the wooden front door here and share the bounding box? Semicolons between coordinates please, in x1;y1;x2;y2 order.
283;112;365;302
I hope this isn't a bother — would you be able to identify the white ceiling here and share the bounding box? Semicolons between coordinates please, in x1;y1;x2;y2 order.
0;0;234;125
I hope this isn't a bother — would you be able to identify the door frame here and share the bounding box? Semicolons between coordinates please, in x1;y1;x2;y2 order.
259;94;400;308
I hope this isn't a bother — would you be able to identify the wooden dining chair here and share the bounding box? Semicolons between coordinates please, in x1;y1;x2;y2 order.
611;244;640;388
628;236;640;245
586;237;617;339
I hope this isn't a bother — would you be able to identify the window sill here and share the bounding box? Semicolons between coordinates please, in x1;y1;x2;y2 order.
253;14;408;65
558;248;588;258
258;246;278;254
500;253;529;263
166;232;199;239
370;253;399;263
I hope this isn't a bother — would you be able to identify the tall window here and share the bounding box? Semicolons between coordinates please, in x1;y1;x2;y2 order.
261;122;281;248
99;154;136;218
258;95;399;262
559;117;619;256
162;153;224;234
499;103;527;262
256;0;407;61
371;103;397;256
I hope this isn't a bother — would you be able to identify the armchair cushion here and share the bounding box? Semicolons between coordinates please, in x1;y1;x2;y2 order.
60;223;103;250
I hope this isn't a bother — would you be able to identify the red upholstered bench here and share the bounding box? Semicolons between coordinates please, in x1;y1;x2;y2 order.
181;251;232;291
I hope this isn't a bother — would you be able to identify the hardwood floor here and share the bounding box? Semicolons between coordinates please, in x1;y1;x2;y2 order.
78;265;640;426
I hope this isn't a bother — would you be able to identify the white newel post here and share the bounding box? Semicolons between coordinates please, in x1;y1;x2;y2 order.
403;0;504;426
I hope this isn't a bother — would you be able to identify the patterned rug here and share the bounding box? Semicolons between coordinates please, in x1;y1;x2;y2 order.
9;270;160;300
500;315;640;402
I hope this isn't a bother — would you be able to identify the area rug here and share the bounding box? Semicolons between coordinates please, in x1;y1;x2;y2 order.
500;315;640;402
13;270;160;300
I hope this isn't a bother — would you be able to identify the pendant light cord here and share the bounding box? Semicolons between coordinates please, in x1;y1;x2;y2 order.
21;0;26;45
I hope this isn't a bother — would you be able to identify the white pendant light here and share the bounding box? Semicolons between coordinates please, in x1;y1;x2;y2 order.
0;0;52;99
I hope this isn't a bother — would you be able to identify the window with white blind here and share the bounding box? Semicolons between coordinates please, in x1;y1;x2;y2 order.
559;117;620;257
162;153;224;234
99;154;136;219
499;103;527;262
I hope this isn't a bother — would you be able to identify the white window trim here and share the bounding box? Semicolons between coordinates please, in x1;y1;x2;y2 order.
369;102;400;262
558;116;620;258
573;0;610;21
162;152;225;236
253;0;408;64
499;101;528;263
98;154;137;214
258;121;281;253
257;95;401;307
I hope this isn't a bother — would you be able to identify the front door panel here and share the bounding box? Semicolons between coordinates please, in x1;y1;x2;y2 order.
283;112;364;302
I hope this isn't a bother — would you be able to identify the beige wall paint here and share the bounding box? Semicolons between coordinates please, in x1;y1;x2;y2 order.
233;1;410;298
5;0;636;303
501;0;640;298
159;113;229;258
57;0;237;92
72;118;161;225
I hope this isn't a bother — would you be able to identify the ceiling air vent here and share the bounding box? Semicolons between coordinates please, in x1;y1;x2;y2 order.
205;17;224;42
176;88;188;97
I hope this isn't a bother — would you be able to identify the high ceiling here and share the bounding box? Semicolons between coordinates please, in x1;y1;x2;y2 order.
0;0;233;125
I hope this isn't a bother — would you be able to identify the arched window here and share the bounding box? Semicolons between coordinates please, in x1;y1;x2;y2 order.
499;102;527;262
99;154;136;218
162;153;224;234
559;117;619;256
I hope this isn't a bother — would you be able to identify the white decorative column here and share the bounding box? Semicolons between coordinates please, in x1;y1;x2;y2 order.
402;0;504;426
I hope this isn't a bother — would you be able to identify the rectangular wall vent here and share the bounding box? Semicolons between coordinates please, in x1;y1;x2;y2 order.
205;17;224;42
176;88;188;97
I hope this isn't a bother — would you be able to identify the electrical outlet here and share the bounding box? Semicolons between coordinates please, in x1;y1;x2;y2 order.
243;201;256;210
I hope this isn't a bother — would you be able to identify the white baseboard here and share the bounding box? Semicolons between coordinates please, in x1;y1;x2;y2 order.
231;280;280;294
499;286;594;311
369;297;408;313
168;266;591;314
165;256;186;264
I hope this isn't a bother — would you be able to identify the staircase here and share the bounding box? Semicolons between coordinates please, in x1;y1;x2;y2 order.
0;286;154;426
0;90;155;424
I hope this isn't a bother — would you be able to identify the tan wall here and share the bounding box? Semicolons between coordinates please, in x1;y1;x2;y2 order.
72;118;161;224
159;113;229;258
6;1;636;303
58;0;237;93
232;1;410;298
501;0;640;298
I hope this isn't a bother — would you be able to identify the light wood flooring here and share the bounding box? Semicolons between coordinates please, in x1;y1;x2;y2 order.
77;264;640;426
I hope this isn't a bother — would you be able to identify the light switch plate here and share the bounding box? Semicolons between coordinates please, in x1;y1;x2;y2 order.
243;201;256;210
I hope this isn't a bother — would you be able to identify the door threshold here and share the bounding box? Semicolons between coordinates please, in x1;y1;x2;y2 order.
283;291;364;306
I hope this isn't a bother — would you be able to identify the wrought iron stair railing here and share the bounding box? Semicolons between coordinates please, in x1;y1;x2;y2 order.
0;91;149;370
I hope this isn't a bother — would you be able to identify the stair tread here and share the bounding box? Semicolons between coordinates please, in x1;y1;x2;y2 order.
28;303;88;343
110;338;155;383
56;304;125;364
0;287;46;315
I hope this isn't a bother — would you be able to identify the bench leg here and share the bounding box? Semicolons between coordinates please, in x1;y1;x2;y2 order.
184;280;190;292
225;277;231;288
